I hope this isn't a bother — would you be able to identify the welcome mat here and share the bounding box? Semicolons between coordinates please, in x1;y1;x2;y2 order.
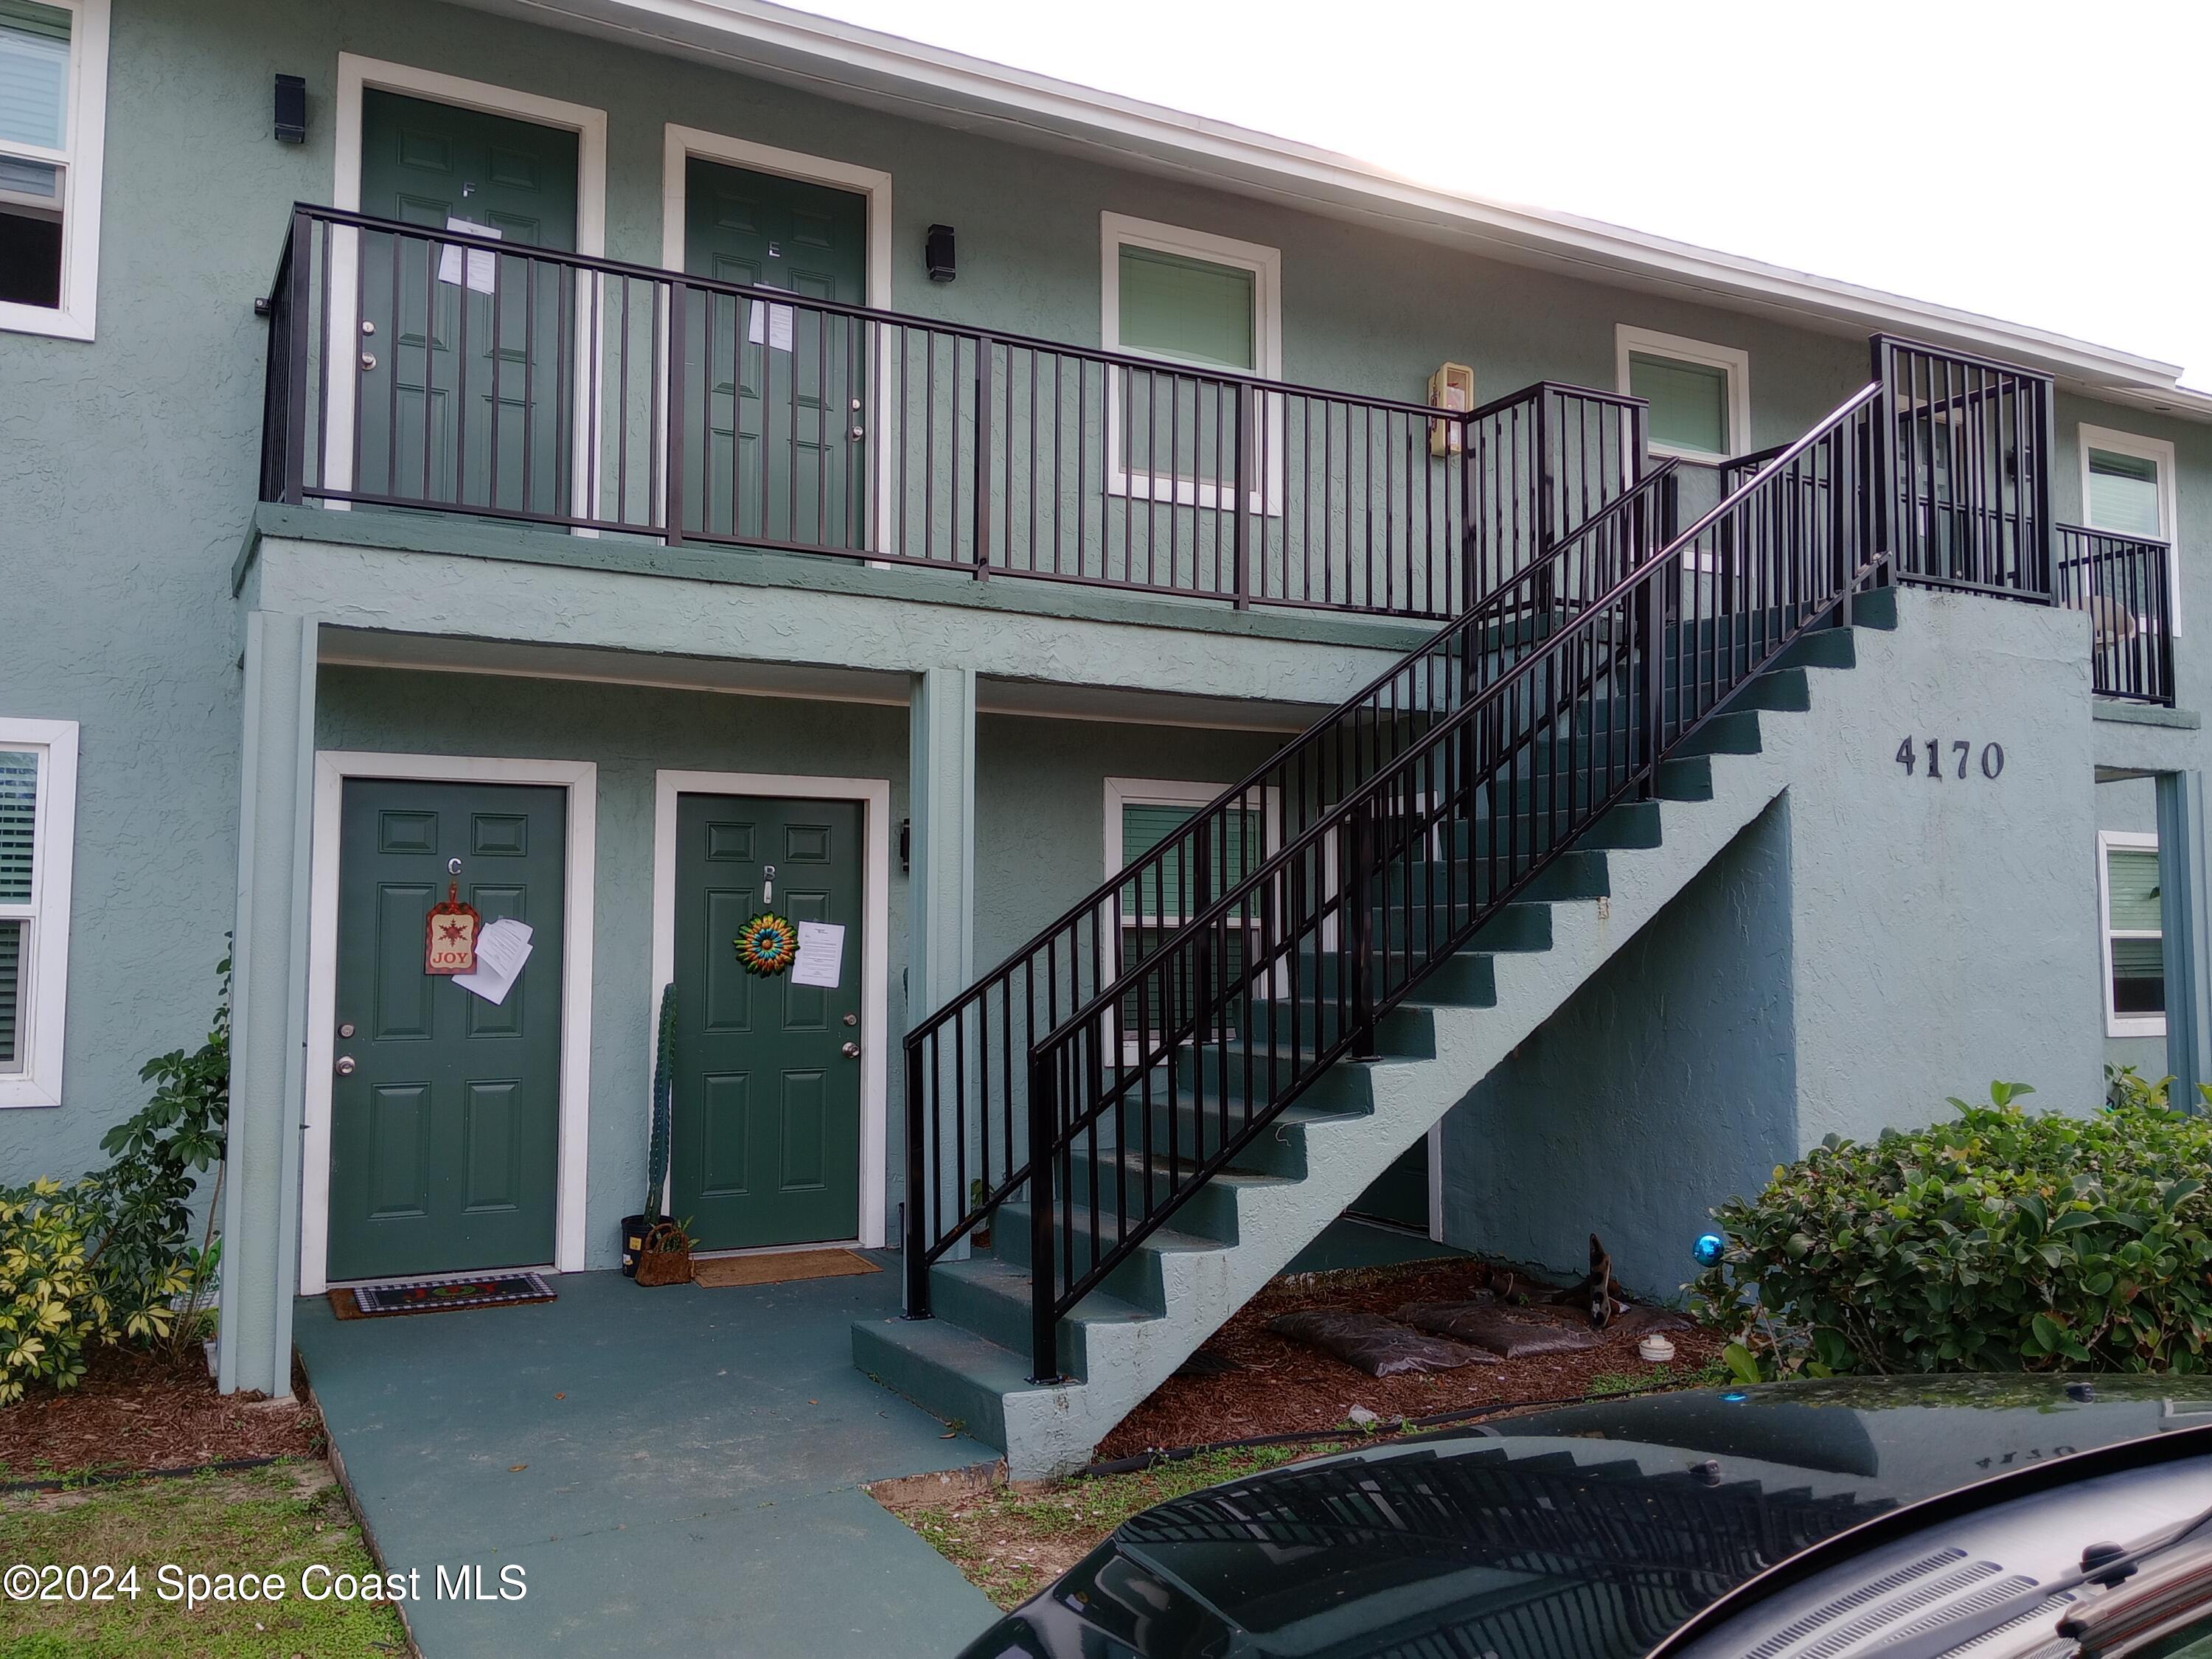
692;1249;879;1289
329;1273;557;1320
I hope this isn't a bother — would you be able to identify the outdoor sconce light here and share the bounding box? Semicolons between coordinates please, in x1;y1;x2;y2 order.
274;74;307;144
925;223;956;283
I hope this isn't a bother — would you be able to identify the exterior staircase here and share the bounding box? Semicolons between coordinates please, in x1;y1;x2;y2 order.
858;337;2058;1478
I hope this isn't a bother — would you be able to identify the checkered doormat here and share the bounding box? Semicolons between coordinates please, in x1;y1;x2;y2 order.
338;1272;556;1318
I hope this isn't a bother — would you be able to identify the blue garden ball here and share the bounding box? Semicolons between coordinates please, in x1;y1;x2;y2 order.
1692;1232;1725;1267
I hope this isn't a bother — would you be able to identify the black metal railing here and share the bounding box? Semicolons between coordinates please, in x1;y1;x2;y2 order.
1009;382;1886;1377
2057;526;2175;705
258;205;1643;620
898;394;1656;1315
1873;333;2054;601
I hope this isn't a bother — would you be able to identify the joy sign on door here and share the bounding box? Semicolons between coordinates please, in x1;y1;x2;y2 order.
425;885;482;975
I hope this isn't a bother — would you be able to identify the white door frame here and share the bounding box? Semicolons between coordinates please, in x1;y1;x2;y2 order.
659;125;895;556
300;752;599;1295
324;55;610;514
650;770;893;1249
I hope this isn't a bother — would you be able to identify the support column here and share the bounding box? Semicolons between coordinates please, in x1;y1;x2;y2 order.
218;613;319;1397
907;667;977;1020
2157;769;2212;1110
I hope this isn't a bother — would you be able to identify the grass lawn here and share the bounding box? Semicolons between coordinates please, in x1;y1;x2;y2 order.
880;1442;1332;1609
0;1463;409;1658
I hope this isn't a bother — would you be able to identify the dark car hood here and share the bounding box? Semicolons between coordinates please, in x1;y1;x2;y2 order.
962;1376;2206;1659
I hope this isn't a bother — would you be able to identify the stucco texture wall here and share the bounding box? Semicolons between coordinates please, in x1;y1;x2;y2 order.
1442;588;2104;1301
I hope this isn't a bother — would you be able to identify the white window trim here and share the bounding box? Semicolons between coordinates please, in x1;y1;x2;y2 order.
2098;829;2166;1040
1615;324;1751;465
299;751;598;1295
2080;424;2182;638
323;56;608;516
648;768;892;1252
0;717;78;1107
0;0;109;341
1101;212;1284;515
658;125;895;557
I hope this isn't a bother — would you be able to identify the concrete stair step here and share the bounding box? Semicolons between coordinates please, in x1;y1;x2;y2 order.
992;1198;1225;1311
927;1252;1156;1376
1066;1144;1296;1248
850;1312;1042;1452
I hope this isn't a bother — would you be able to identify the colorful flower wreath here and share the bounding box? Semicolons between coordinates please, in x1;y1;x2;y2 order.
731;911;799;977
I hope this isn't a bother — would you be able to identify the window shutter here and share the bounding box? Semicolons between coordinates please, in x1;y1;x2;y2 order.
2088;449;2163;540
1118;246;1255;372
2107;846;2163;933
0;920;18;1066
0;748;35;905
1630;352;1730;456
0;1;71;154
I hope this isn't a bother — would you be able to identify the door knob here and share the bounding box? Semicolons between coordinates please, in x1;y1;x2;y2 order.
335;1056;357;1076
841;1041;860;1059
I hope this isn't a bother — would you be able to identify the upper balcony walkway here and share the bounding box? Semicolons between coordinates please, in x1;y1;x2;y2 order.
256;205;2174;705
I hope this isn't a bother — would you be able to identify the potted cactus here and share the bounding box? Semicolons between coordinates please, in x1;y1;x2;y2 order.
622;985;678;1279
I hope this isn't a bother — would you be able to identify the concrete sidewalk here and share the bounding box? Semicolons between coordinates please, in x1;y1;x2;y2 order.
295;1259;1001;1657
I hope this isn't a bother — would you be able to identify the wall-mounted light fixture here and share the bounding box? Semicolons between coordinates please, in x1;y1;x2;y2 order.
925;223;956;284
274;74;307;145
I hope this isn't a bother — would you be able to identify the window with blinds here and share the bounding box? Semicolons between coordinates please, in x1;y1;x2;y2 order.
1630;351;1731;458
2104;839;2164;1029
1116;245;1255;373
0;745;36;1072
1116;798;1264;1042
2089;448;2165;540
0;0;72;310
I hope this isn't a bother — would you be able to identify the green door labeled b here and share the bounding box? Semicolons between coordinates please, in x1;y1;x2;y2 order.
671;794;864;1249
328;779;566;1281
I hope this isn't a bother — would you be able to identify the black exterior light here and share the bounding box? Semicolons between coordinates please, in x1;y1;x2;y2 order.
925;223;956;283
274;74;307;144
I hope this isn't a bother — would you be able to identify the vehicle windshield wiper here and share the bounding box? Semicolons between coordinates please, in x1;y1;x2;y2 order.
2059;1536;2212;1658
1853;1501;2212;1659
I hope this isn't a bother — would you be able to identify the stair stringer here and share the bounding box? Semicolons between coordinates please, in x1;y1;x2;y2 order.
859;616;1893;1479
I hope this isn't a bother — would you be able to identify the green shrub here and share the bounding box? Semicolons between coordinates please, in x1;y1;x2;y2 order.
0;955;229;1405
1691;1082;2212;1379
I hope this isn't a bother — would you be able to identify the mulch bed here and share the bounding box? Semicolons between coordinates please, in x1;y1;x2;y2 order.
1095;1256;1723;1461
0;1343;323;1481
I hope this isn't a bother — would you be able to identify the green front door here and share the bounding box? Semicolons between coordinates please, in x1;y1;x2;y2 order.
328;779;566;1281
681;158;868;550
354;90;580;516
671;794;864;1249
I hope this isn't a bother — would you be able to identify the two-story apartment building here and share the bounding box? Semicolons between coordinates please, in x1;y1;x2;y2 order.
5;0;2211;1476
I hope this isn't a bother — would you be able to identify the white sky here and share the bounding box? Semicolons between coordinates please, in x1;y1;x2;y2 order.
799;0;2212;389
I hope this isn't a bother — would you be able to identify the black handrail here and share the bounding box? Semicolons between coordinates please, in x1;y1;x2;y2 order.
898;381;1652;1312
260;204;1651;620
2056;526;2175;706
1017;379;1891;1378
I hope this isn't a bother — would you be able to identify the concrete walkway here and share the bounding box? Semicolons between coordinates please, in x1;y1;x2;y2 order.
294;1259;1001;1657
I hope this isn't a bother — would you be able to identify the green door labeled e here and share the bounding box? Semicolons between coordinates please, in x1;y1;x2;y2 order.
680;157;869;550
327;779;566;1281
353;89;580;517
671;794;863;1249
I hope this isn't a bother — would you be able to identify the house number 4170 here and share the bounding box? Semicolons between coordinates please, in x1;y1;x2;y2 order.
1896;737;2005;780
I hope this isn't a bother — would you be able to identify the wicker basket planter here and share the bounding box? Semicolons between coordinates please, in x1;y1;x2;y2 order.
635;1220;695;1287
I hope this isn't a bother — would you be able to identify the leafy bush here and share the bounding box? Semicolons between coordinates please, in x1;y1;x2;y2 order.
0;956;229;1405
1691;1082;2212;1379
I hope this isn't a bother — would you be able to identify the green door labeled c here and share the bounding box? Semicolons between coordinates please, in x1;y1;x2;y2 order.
328;779;566;1281
671;794;864;1249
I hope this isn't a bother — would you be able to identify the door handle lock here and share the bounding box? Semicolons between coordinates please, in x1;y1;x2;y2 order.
335;1055;357;1077
840;1041;860;1059
360;352;377;371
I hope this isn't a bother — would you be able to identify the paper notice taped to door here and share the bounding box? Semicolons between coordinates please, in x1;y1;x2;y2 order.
438;218;501;295
746;295;796;352
791;922;845;989
455;917;534;1005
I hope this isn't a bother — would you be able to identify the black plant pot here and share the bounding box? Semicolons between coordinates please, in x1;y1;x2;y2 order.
619;1214;653;1278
